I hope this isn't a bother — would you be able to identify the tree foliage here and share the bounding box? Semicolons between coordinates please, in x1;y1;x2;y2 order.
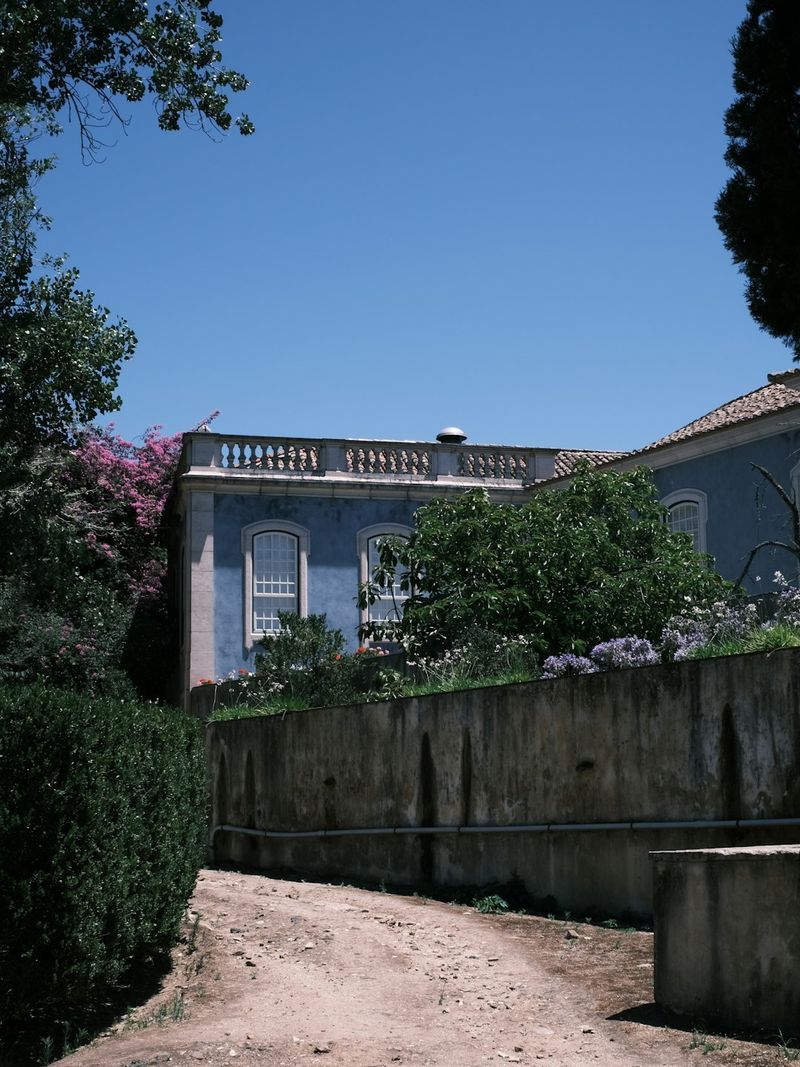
0;3;251;695
0;118;137;466
0;256;137;463
715;1;800;357
0;419;210;698
0;0;252;465
360;465;728;657
0;0;254;155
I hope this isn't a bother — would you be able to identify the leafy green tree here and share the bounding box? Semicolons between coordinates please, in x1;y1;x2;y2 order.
0;3;253;695
0;107;137;463
0;0;254;155
0;248;137;462
0;152;138;684
360;465;728;657
715;1;800;357
0;0;253;463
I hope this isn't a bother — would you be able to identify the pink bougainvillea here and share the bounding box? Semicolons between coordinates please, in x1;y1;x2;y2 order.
69;413;218;602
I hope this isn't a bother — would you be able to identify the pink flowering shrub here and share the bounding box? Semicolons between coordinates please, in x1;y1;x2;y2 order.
68;422;187;601
0;415;217;697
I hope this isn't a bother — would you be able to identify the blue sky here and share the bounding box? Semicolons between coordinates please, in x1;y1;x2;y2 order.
38;0;786;452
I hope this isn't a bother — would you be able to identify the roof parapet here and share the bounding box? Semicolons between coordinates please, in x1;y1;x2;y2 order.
181;432;557;485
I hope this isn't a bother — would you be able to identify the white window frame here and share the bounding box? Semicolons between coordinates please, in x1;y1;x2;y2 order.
241;520;310;648
791;460;800;515
662;489;708;554
357;523;413;631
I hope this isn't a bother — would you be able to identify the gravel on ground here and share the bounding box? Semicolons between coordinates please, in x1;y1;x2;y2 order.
55;868;793;1067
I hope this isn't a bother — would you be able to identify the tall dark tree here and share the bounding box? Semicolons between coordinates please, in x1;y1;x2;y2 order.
715;1;800;358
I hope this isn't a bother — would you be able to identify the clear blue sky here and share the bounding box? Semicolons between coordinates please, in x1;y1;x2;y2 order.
38;0;786;452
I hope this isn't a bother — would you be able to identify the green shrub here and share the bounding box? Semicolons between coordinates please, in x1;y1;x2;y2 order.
413;630;540;687
471;893;509;914
252;613;384;709
0;685;205;1022
688;622;800;660
360;467;729;657
0;580;137;699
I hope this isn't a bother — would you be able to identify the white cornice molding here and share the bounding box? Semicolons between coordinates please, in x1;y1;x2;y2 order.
178;470;526;504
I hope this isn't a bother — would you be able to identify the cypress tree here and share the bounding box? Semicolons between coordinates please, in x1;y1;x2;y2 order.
715;1;800;357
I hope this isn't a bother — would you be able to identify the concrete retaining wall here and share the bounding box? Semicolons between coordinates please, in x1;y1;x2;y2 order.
206;649;800;917
652;845;800;1036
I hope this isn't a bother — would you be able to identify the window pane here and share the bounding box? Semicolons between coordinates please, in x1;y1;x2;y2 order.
254;596;295;633
667;501;700;550
368;534;408;623
253;532;298;631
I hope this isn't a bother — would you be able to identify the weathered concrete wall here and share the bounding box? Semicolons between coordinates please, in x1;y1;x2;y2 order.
206;649;800;917
652;845;800;1036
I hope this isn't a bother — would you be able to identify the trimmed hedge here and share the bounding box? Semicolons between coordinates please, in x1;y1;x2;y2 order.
0;685;205;1020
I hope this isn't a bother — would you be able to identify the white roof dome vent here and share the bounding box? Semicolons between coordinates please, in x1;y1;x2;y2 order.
436;426;467;444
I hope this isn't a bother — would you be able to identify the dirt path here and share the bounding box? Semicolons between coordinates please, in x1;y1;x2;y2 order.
57;869;787;1067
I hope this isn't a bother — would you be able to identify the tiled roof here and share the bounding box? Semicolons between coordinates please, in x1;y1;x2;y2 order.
639;375;800;454
552;449;629;478
544;372;800;485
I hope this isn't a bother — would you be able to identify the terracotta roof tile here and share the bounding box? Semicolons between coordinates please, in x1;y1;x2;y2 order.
639;376;800;454
552;449;629;478
542;372;800;485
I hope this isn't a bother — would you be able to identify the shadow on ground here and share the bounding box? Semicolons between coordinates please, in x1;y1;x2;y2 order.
609;1003;797;1049
0;951;173;1067
215;860;653;929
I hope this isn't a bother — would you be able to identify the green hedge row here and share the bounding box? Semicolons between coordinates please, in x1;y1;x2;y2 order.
0;685;206;1020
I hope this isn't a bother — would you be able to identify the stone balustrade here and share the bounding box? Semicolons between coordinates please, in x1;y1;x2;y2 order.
183;433;555;484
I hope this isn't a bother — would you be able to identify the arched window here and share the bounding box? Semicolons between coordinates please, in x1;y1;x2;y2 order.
662;490;708;553
253;531;298;632
357;523;412;630
241;520;309;646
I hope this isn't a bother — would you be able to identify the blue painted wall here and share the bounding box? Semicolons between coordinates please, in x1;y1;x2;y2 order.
213;492;420;676
649;428;800;590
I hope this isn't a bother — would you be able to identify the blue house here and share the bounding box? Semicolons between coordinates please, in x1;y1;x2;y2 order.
172;371;800;705
559;369;800;584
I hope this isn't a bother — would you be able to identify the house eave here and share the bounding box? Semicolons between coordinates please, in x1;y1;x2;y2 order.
533;406;800;489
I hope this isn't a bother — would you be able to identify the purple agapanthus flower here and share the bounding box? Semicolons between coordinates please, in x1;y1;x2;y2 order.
540;653;597;679
589;636;659;670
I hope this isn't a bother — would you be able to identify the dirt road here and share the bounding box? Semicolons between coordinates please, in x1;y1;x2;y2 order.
58;868;786;1067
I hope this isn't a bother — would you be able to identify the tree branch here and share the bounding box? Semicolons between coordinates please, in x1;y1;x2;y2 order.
750;462;800;560
735;538;799;588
